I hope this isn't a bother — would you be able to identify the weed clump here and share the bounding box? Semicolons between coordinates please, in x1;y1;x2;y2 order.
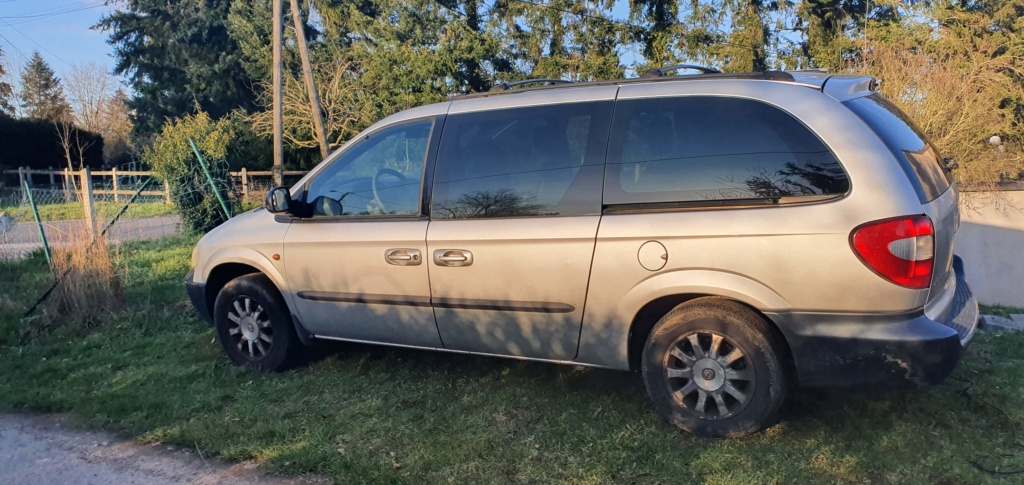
49;227;123;329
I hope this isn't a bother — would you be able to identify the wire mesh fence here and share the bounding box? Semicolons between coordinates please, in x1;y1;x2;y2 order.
1;167;308;260
1;168;174;260
228;169;307;206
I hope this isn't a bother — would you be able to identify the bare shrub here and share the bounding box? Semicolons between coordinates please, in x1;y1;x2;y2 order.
857;38;1024;187
49;226;123;328
249;61;369;150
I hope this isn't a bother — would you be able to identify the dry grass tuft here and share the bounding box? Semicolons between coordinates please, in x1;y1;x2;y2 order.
49;225;123;328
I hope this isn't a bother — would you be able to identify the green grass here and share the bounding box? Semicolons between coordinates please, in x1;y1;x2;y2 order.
2;240;1024;483
981;304;1024;319
0;201;176;223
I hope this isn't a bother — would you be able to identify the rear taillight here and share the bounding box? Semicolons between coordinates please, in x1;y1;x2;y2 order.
851;215;934;289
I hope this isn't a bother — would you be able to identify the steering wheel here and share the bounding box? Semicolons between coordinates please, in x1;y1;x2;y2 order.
371;168;407;213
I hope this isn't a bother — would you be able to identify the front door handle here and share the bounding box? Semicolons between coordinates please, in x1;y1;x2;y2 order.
385;248;421;266
433;249;473;267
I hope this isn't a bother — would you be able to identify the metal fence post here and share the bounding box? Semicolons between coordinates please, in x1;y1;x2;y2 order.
48;168;55;187
23;179;53;270
80;168;97;237
112;167;119;203
189;139;232;220
241;167;248;203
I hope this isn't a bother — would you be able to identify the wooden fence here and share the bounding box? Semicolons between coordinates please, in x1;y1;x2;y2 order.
1;167;308;205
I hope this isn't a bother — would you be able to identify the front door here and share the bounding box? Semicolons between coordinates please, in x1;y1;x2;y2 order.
426;96;614;360
284;118;442;347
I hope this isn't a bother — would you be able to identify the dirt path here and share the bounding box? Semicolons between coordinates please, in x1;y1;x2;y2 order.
0;414;324;485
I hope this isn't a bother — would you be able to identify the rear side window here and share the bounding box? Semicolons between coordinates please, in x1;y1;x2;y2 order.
604;96;849;206
843;94;952;202
431;102;611;219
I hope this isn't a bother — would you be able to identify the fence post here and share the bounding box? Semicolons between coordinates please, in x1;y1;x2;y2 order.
164;179;171;205
80;168;97;237
112;167;119;203
62;169;71;203
241;167;248;203
48;168;55;187
18;167;27;203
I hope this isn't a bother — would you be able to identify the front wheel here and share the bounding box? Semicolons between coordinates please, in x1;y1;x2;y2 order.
213;273;303;371
641;298;788;438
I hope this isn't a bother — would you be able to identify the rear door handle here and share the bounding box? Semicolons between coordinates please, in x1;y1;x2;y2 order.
433;249;473;267
385;248;421;266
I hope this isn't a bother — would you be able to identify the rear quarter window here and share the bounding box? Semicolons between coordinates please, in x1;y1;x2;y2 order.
604;96;849;207
843;94;953;202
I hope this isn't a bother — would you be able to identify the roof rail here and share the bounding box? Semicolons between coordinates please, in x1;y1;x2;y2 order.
489;78;573;92
640;64;721;79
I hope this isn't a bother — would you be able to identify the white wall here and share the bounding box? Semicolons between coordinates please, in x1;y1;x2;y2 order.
955;191;1024;307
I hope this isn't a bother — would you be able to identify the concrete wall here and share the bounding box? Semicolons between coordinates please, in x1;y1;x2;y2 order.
955;190;1024;307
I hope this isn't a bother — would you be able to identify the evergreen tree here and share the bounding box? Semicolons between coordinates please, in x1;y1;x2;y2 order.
721;0;771;72
491;0;624;82
0;45;14;116
19;51;71;121
97;0;259;136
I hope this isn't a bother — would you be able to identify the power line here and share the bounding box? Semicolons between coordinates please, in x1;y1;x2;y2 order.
0;0;104;18
0;29;28;61
0;30;26;57
0;17;73;67
1;1;107;26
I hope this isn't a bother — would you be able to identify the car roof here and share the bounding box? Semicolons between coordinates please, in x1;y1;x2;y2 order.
453;70;834;101
362;69;869;140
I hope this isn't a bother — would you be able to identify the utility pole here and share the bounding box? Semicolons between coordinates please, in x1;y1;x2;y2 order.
289;0;330;160
272;0;284;186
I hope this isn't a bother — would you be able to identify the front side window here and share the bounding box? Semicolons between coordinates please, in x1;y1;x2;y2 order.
305;120;432;217
430;102;612;219
604;96;849;206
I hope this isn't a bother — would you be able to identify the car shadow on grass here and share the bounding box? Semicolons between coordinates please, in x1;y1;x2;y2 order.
305;338;643;387
300;337;950;434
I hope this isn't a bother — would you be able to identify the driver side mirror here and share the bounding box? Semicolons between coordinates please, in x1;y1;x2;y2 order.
265;186;292;214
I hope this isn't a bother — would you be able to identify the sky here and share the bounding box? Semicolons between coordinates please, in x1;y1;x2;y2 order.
1;0;642;90
0;0;121;88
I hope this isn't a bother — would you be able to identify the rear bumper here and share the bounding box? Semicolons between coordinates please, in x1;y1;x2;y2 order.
768;256;979;388
184;269;212;326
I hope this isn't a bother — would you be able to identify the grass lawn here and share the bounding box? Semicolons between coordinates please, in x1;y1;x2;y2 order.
0;201;176;223
981;304;1024;320
1;236;1023;484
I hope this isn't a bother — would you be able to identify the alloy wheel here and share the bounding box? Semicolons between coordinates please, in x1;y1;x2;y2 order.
663;330;754;420
226;296;273;360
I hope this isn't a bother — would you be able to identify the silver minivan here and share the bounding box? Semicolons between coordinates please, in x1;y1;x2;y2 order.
186;69;979;437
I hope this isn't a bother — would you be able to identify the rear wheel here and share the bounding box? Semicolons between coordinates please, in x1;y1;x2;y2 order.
214;273;303;371
641;298;788;438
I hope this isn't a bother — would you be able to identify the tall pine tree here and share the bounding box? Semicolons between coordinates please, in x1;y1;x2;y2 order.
0;45;14;116
19;51;71;121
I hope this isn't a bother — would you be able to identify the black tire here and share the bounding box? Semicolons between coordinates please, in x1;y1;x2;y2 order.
641;297;788;438
213;273;303;371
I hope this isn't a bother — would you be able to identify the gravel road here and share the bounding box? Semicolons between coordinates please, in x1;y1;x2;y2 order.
0;216;180;259
0;414;323;485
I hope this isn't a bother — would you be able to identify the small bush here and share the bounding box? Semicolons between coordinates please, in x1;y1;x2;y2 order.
144;109;237;233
